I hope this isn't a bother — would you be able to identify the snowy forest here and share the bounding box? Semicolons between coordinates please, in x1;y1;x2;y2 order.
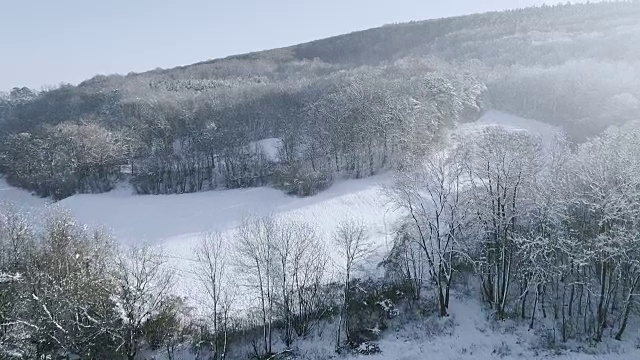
1;2;639;199
2;1;640;359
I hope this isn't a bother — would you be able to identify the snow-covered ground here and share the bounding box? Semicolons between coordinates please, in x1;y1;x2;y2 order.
9;111;624;360
0;172;396;300
253;137;283;162
349;292;640;360
458;109;562;145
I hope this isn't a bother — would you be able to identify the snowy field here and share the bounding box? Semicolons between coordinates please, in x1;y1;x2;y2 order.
8;111;636;359
0;167;397;304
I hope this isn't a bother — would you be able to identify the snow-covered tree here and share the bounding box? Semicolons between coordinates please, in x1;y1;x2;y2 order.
387;142;470;316
463;127;544;319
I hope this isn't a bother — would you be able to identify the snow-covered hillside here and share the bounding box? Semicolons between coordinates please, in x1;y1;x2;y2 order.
459;110;561;139
0;110;561;290
7;111;640;360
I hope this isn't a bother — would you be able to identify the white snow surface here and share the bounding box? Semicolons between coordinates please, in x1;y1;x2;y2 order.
253;137;283;162
458;110;561;142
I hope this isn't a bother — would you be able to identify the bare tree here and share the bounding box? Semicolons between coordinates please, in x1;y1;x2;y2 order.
387;144;469;316
234;216;277;358
112;245;176;360
194;232;234;359
272;220;328;346
381;223;427;301
143;296;194;360
333;219;372;347
288;225;329;338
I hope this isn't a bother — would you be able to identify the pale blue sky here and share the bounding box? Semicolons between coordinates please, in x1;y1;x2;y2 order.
1;0;585;90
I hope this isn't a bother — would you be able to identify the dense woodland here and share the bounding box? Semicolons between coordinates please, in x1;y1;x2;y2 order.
2;1;640;359
1;1;639;198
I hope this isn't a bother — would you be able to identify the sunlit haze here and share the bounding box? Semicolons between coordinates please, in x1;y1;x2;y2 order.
1;0;591;90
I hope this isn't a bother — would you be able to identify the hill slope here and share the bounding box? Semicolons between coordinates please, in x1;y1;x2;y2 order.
9;111;640;360
1;2;639;199
0;110;562;296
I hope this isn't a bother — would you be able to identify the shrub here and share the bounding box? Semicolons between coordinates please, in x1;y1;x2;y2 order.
355;341;382;355
273;161;332;196
492;341;512;358
344;279;409;347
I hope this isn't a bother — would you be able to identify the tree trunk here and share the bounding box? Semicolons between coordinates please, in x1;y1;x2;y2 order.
521;284;529;320
614;299;633;341
615;276;639;341
530;284;539;330
595;262;607;342
562;283;567;342
568;283;575;317
438;285;448;317
540;284;547;319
